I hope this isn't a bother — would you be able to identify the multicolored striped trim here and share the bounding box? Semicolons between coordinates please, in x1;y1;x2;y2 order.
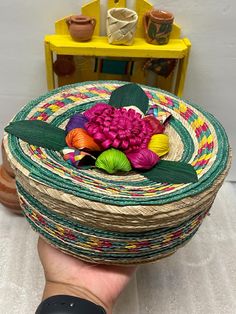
18;182;208;264
6;81;229;205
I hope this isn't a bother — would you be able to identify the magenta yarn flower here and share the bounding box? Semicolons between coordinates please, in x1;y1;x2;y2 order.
83;103;112;120
85;106;154;152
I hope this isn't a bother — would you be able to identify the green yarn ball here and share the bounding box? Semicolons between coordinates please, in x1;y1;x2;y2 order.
95;148;132;174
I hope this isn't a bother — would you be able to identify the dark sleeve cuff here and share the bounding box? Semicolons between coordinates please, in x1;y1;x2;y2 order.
35;295;106;314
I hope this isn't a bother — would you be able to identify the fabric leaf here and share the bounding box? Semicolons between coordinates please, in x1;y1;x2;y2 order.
109;83;149;114
5;120;66;151
140;160;198;184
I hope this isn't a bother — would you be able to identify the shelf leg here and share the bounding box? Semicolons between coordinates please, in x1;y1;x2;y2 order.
175;38;191;97
44;41;55;91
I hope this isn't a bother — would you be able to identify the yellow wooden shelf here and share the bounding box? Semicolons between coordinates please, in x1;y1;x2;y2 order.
44;0;191;96
45;35;189;59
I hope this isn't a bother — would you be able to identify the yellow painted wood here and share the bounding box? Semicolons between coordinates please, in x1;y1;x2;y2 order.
108;0;126;9
45;0;191;95
135;0;152;38
175;38;191;96
55;16;71;35
170;24;181;39
82;0;100;36
44;41;55;90
45;35;188;59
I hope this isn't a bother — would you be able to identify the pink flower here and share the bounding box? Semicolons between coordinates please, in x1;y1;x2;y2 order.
85;105;153;152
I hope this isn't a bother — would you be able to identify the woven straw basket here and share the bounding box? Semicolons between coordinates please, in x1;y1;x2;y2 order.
3;81;231;265
106;8;138;45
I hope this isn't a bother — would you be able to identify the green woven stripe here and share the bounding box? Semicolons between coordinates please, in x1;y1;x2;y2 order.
25;216;199;261
7;81;229;205
18;183;202;260
8;109;227;205
17;182;203;240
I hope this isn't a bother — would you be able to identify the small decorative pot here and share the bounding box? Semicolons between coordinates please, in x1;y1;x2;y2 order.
0;143;21;214
66;15;96;42
106;8;138;45
53;55;76;77
143;9;174;45
0;165;22;214
1;142;15;178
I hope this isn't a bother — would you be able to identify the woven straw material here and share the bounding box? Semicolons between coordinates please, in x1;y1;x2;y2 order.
106;8;138;45
3;81;231;265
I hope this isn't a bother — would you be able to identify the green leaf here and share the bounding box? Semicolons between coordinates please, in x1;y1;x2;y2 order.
139;160;198;184
109;83;149;114
5;120;66;151
159;23;169;34
148;22;157;39
166;23;173;33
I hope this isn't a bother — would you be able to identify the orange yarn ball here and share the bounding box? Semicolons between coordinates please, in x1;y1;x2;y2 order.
66;128;102;151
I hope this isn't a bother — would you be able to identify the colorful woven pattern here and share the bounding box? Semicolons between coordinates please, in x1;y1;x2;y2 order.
3;81;231;264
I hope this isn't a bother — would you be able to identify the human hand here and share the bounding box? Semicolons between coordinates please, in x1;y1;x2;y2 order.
38;237;136;314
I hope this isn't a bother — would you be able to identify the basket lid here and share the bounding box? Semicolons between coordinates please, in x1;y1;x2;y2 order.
4;81;230;230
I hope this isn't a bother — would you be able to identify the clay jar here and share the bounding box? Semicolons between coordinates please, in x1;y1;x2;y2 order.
143;9;174;45
53;55;76;77
66;15;96;42
0;142;22;214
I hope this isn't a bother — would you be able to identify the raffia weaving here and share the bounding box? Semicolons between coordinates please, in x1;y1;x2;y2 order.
3;81;231;265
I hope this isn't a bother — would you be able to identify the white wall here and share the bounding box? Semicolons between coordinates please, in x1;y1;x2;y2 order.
0;0;235;179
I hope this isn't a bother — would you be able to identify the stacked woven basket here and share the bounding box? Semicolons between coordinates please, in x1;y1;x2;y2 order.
3;81;231;265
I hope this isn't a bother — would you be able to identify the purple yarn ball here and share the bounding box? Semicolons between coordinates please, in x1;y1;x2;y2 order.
66;113;88;133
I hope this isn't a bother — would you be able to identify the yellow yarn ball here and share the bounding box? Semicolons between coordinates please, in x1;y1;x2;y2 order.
148;134;169;157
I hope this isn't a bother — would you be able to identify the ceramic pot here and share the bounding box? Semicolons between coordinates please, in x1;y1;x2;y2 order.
0;165;22;214
66;15;96;42
53;55;75;76
1;141;15;178
106;8;138;45
143;9;174;45
0;142;21;214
